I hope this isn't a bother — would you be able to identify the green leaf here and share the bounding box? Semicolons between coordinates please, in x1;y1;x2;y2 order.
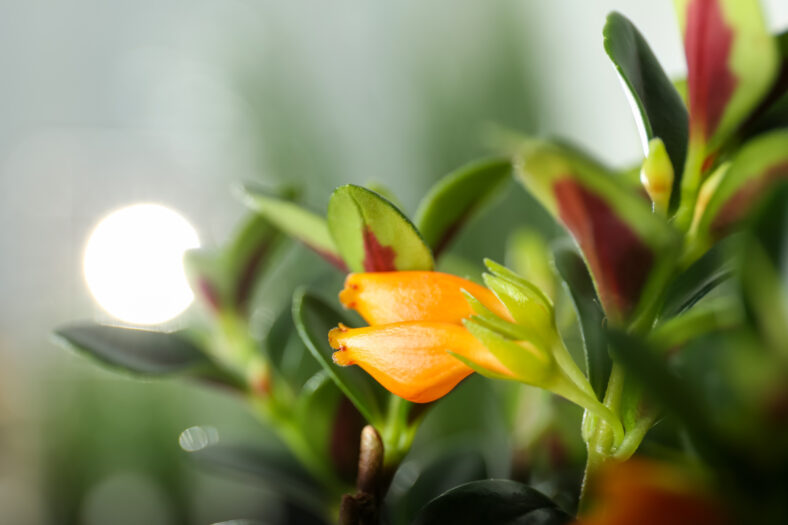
742;31;788;137
240;184;346;270
326;184;434;272
184;213;284;315
660;237;735;318
293;371;345;473
387;448;488;525
674;0;779;149
186;443;326;513
415;157;511;256
553;243;611;400
412;479;572;525
266;306;321;393
607;329;726;465
292;288;386;425
604;12;688;194
693;130;788;243
514;139;679;320
53;322;240;387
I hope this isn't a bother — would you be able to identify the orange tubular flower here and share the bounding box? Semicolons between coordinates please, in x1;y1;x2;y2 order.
329;271;514;403
339;271;513;325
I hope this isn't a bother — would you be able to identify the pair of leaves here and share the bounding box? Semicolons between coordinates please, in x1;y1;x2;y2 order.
513;138;679;322
53;322;243;389
412;480;572;525
241;157;510;273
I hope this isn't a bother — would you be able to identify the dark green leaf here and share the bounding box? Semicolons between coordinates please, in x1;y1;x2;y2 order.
553;243;610;400
326;185;433;272
660;237;735;318
412;479;572;525
292;288;386;425
604;12;688;197
415;157;511;256
56;322;207;375
187;444;326;513
606;330;725;465
387;448;488;525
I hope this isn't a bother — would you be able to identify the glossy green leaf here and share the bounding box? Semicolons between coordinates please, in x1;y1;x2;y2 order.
240;184;346;270
292;288;386;425
692;130;788;244
412;479;572;525
415;157;511;255
604;12;688;192
327;185;434;272
184;213;284;315
553;243;611;400
387;448;488;525
514;138;679;320
54;322;240;387
674;0;778;149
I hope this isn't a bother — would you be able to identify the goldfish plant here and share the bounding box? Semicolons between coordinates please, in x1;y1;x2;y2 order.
55;1;788;523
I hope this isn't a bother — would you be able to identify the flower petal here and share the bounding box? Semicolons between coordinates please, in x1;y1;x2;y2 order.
339;271;512;326
328;321;507;403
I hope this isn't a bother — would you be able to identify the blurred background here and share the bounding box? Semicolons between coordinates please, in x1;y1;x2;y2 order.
1;1;786;523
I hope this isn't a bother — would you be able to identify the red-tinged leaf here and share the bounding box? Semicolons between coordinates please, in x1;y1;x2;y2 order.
184;214;283;316
554;179;654;316
362;227;397;271
684;0;737;141
327;185;433;273
240;184;346;271
675;0;778;148
514;139;678;321
415;157;511;256
693;131;788;244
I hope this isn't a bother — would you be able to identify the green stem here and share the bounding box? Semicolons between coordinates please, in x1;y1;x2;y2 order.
381;394;410;468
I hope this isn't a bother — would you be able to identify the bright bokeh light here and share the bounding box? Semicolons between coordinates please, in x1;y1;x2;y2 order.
83;203;200;325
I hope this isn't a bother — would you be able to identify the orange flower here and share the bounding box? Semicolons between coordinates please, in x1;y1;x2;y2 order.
339;271;512;325
329;271;514;403
577;459;730;525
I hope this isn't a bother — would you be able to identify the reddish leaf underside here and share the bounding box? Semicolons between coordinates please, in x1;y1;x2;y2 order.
312;246;349;272
711;161;788;236
554;179;654;317
198;278;223;313
234;240;274;313
685;0;738;140
362;227;397;271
